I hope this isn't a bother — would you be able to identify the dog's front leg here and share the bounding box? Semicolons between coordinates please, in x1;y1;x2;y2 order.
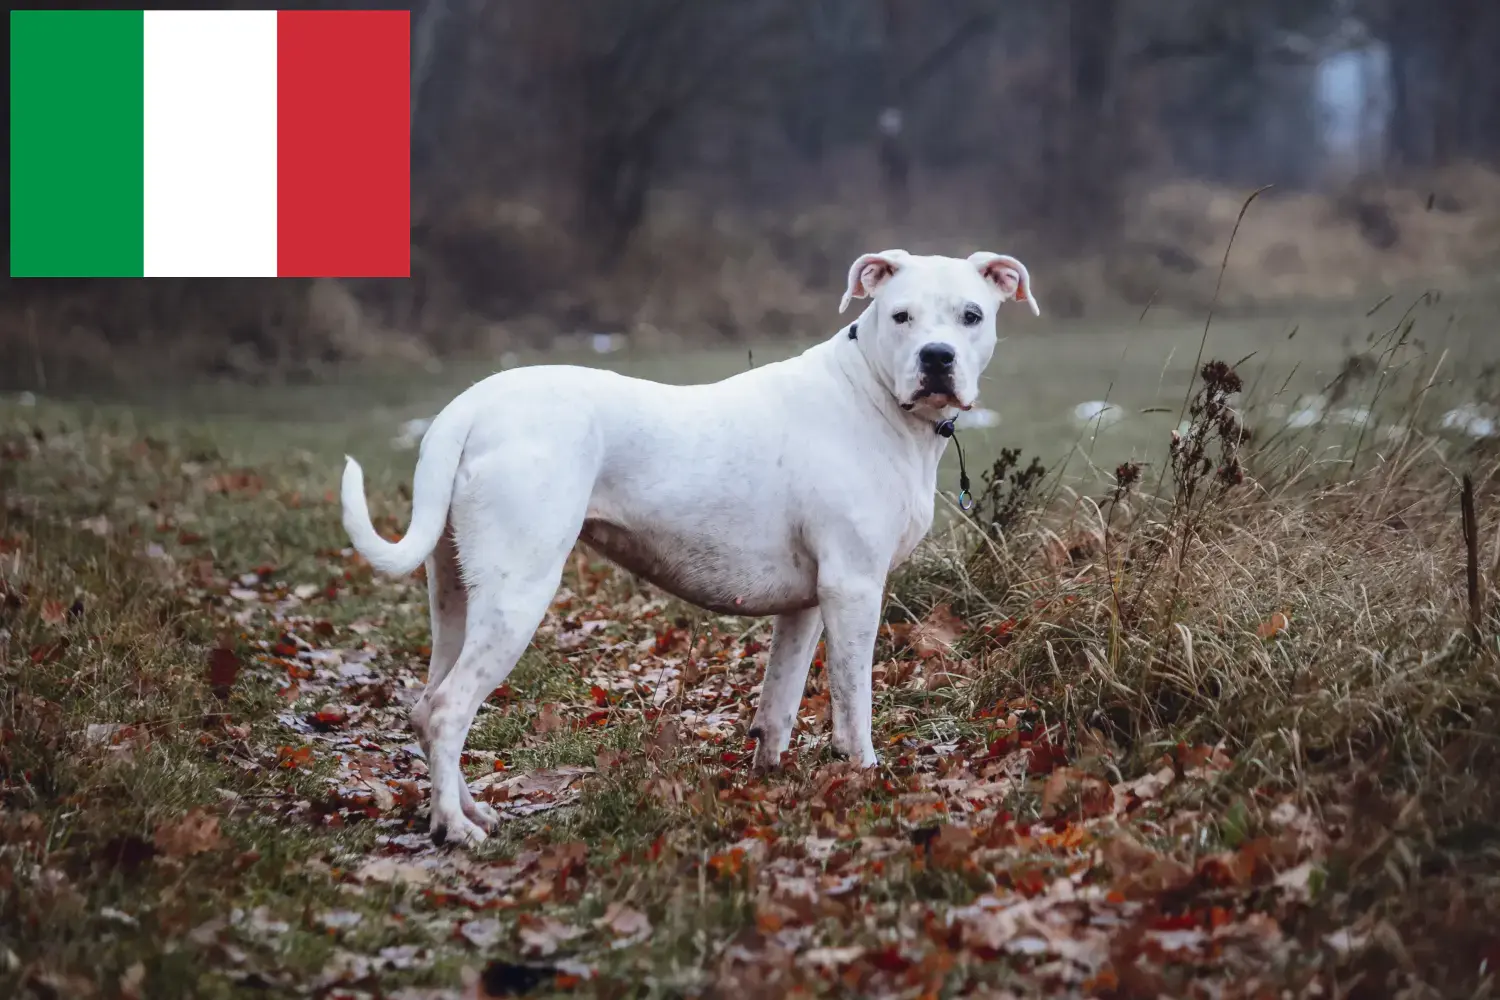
748;607;823;772
817;576;883;766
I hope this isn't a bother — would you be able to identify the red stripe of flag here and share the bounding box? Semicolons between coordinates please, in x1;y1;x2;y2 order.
277;10;409;278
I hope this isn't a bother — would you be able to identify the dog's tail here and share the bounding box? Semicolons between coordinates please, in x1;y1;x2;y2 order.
341;402;471;577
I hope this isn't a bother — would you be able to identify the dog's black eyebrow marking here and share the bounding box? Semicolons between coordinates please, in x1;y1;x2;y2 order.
848;322;858;341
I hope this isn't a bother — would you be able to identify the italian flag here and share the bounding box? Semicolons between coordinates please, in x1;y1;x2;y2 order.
10;9;410;278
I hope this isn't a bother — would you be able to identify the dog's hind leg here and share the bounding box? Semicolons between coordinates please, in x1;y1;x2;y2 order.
748;607;823;771
412;524;465;751
422;463;587;846
410;524;498;832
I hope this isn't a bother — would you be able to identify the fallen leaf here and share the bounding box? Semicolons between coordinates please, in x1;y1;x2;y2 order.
153;807;224;858
922;656;977;690
1323;925;1370;957
1195;849;1258;888
801;945;865;968
207;647;241;701
277;745;313;769
354;857;442;886
595;748;627;770
593;902;652;946
1100;833;1193;898
646;718;680;759
1273;860;1322;901
1256;611;1291;639
459;918;506;950
308;706;348;731
119;961;147;1000
206;470;264;495
391;780;423;809
317;910;364;932
83;723;126;747
534;703;565;735
363;777;396;812
1040;766;1115;820
1114;764;1176;811
1178;741;1234;777
517;914;583;957
41;599;67;625
909;604;966;660
30;639;69;664
928;824;976;866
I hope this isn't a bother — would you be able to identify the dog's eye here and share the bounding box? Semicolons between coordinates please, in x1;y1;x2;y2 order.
962;306;983;326
892;310;910;324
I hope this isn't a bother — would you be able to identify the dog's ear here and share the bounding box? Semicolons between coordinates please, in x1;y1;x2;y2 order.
839;250;908;314
969;252;1041;316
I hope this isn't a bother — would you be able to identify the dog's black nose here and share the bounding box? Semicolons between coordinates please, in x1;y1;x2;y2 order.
919;342;956;369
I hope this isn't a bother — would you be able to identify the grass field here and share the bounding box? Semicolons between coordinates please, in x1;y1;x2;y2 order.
4;297;1500;998
45;286;1500;498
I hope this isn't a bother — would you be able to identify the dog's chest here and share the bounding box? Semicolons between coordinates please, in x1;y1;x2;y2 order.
890;494;935;569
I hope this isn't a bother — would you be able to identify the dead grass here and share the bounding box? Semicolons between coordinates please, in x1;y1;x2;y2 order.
3;351;1500;998
898;359;1500;995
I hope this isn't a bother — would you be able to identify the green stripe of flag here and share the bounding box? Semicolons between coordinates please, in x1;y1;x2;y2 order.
11;10;146;277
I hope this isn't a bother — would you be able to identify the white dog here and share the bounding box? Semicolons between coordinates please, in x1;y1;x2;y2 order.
340;250;1039;846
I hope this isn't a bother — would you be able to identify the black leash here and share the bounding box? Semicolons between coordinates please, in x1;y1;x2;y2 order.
934;418;973;511
850;319;973;512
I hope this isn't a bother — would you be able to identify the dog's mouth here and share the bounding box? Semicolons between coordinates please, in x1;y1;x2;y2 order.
902;383;970;412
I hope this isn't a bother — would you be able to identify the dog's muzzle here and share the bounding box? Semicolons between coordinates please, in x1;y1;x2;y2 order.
908;341;961;409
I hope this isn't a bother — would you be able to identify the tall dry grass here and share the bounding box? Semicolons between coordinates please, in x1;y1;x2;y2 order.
890;349;1500;986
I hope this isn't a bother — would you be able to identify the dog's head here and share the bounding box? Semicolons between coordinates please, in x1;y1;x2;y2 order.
840;250;1040;415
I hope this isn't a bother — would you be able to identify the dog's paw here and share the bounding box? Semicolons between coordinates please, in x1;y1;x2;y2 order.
750;744;784;774
464;798;501;833
748;725;789;774
430;811;488;848
831;735;878;768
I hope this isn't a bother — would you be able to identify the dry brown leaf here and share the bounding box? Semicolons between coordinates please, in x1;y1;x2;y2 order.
593;901;652;945
928;824;976;866
354;857;443;886
921;657;977;690
1099;833;1193;898
646;718;680;759
1195;849;1258;888
207;647;240;701
119;962;147;1000
362;778;396;812
595;748;628;770
153;807;223;858
517;914;584;957
1039;767;1114;820
910;604;966;660
645;777;685;806
1114;764;1177;812
470;766;592;809
533;703;565;735
1256;610;1291;639
458;918;506;949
